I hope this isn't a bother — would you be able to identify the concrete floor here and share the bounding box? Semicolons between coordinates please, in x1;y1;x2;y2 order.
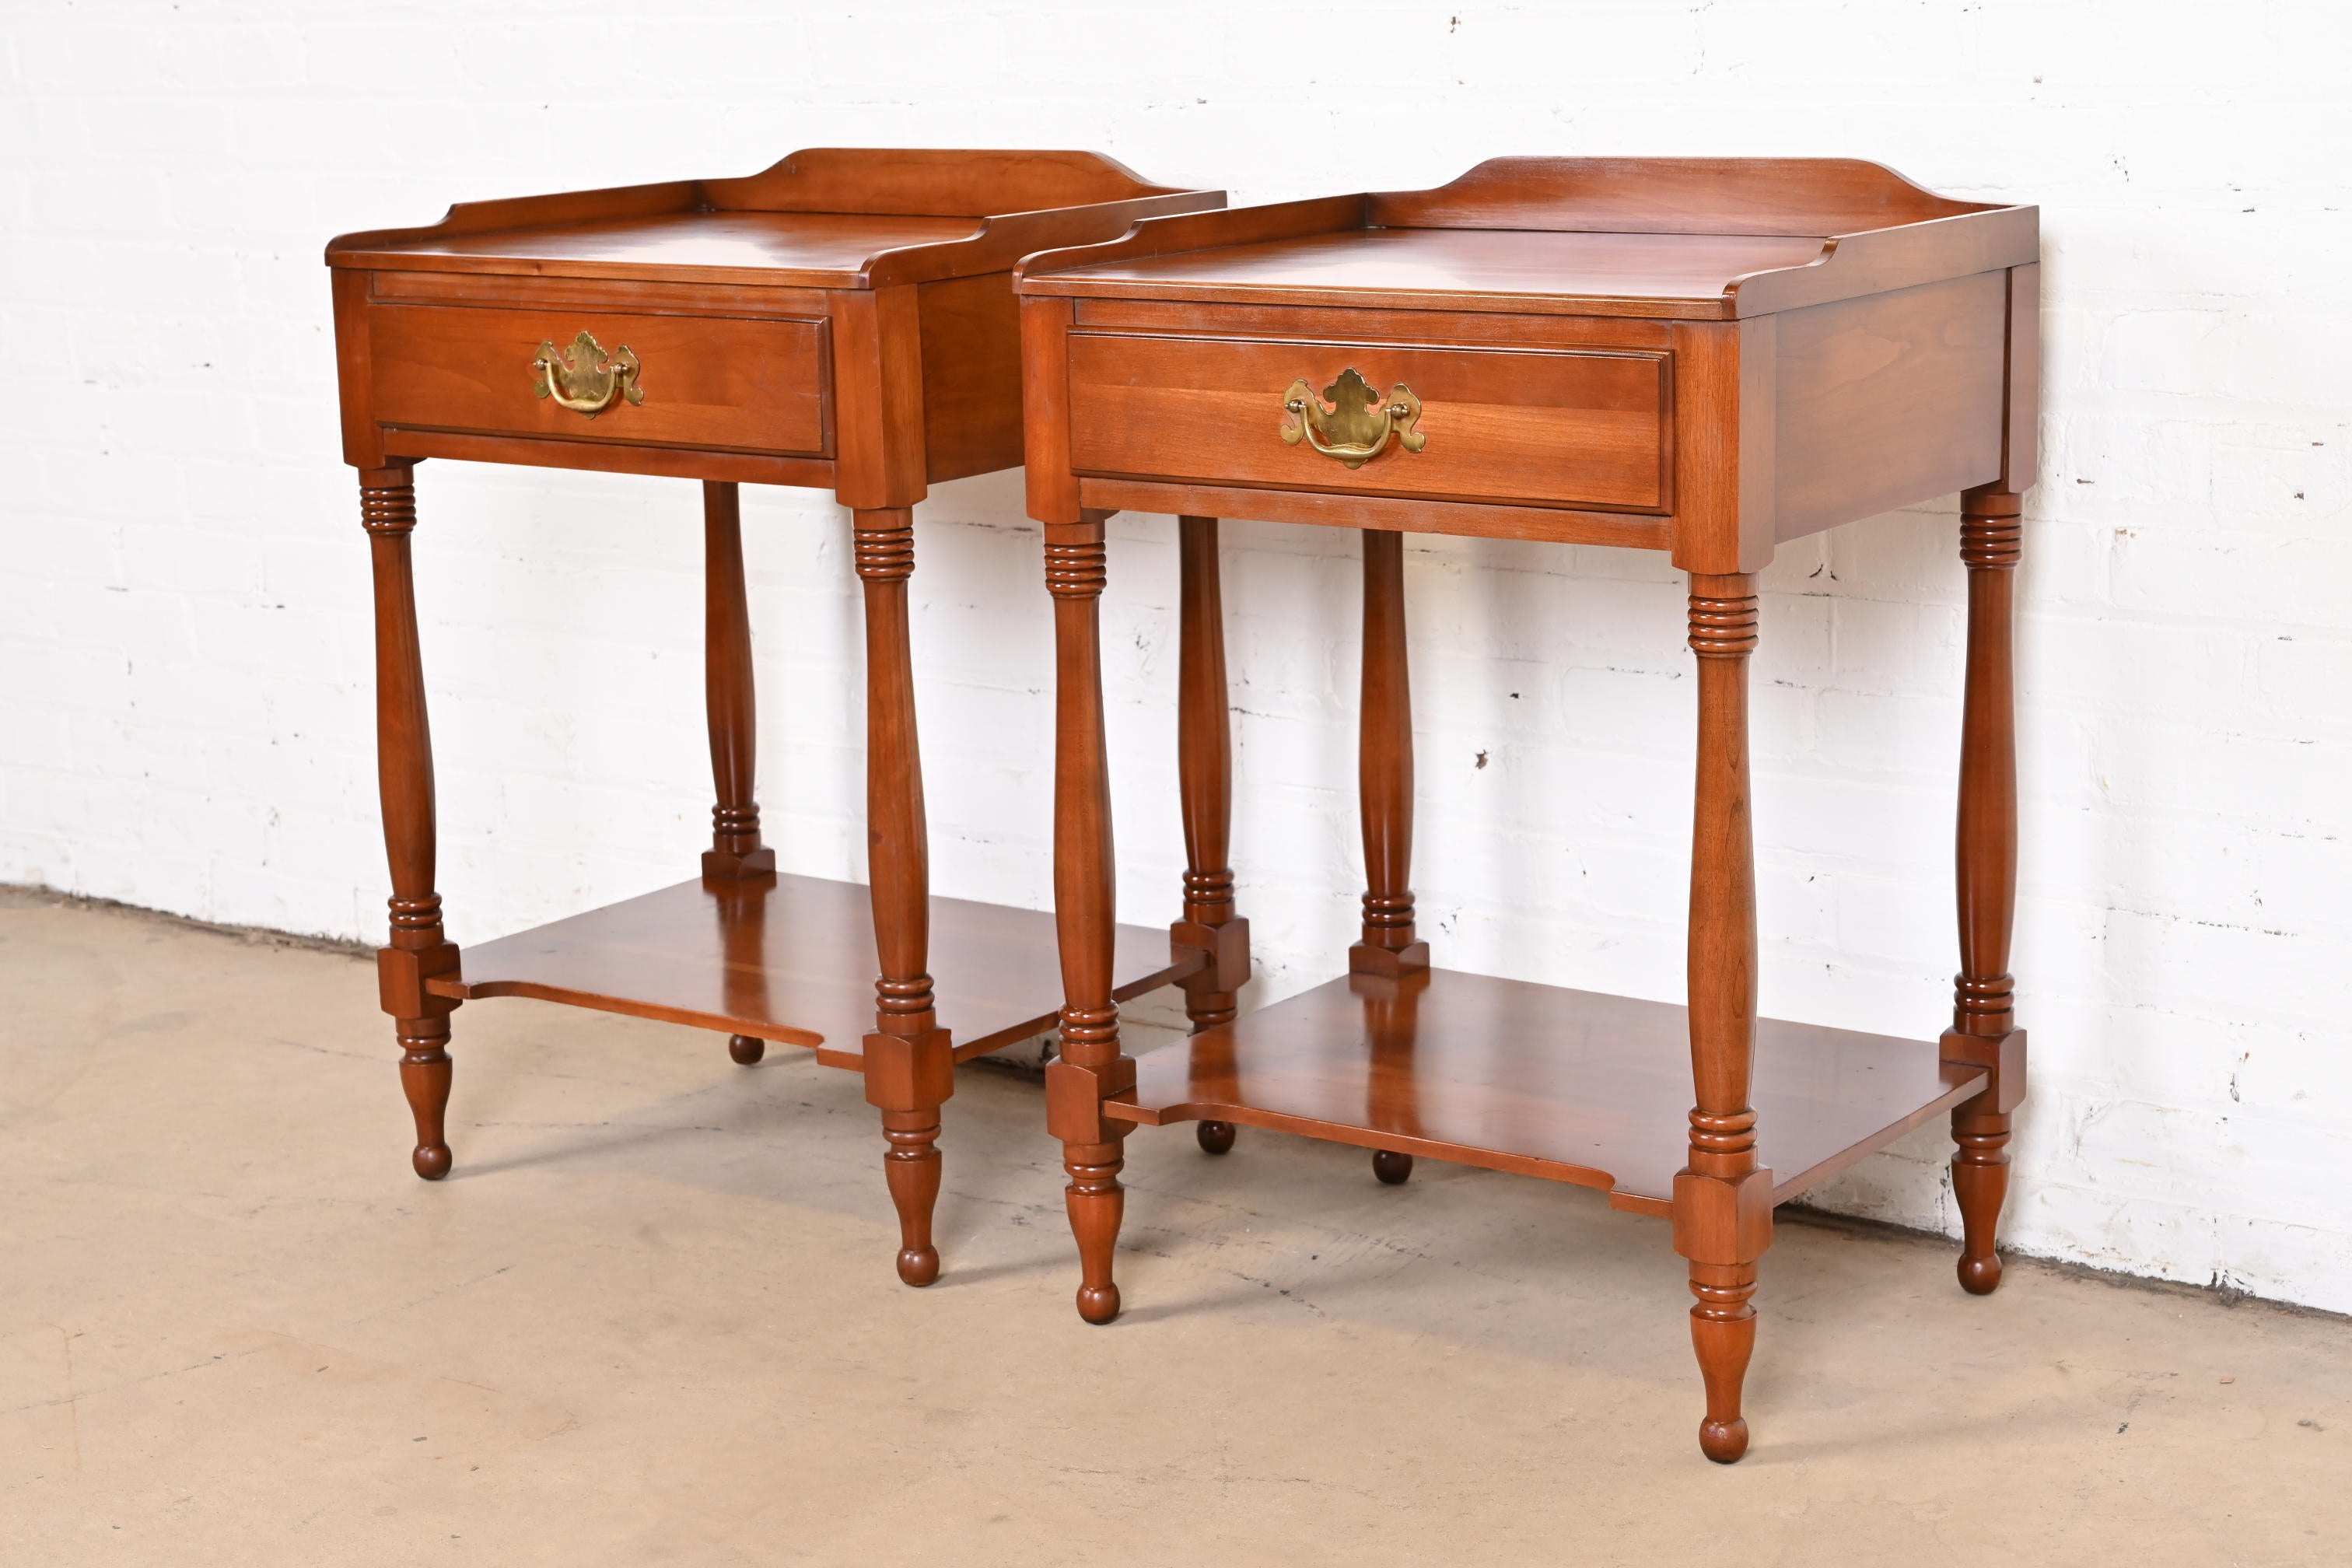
3;887;2345;1566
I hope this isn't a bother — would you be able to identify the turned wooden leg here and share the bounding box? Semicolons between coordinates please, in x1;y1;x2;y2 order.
705;481;775;1069
1674;576;1773;1464
1352;530;1429;978
702;481;776;888
856;509;954;1287
361;465;461;1181
1045;517;1134;1324
1171;516;1251;1035
1690;1262;1759;1462
1944;489;2029;1295
1362;956;1429;1184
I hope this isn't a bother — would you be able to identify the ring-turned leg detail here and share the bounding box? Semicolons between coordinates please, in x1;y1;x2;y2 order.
1952;1105;2011;1295
1690;1261;1759;1463
1172;516;1251;1031
1044;522;1136;1324
1674;576;1773;1463
856;509;954;1286
1946;492;2028;1296
397;1016;453;1180
702;481;776;886
362;467;463;1181
883;1107;943;1286
1351;530;1429;978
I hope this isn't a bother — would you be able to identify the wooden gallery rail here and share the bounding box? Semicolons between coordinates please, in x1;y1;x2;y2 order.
1014;156;2038;1461
328;149;1224;1283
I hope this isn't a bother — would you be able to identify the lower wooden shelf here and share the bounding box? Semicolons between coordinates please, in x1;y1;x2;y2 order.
427;873;1201;1069
1106;967;1984;1215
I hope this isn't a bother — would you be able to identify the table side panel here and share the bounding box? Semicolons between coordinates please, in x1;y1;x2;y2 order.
1773;269;2007;539
918;270;1025;483
1066;330;1670;513
369;300;832;458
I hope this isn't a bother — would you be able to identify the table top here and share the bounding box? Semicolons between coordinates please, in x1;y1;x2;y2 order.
1034;226;1836;315
348;210;990;288
1016;157;2036;320
327;146;1222;290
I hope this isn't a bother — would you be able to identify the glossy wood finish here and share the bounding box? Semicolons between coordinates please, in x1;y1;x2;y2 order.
360;464;458;1181
1110;966;1987;1208
1039;228;1832;317
368;304;831;457
1017;160;2033;578
1042;516;1128;1324
702;481;775;886
853;506;950;1284
1946;488;2028;1295
1066;333;1671;511
1350;530;1427;978
348;211;988;284
1172;516;1249;1034
1678;576;1767;1463
1021;157;2038;1460
334;151;1223;1283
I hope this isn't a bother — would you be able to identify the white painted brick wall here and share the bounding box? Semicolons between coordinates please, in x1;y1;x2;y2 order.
5;2;2350;1310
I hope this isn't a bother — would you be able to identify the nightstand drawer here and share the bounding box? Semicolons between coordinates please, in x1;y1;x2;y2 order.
369;304;831;457
1065;332;1669;512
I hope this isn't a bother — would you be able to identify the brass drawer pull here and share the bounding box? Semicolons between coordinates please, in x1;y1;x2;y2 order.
532;331;645;418
1279;367;1424;469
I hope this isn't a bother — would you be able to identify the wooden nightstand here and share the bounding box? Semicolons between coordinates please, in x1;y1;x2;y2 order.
1015;157;2037;1458
327;149;1223;1286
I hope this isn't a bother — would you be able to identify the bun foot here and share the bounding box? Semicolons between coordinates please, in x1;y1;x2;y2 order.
728;1034;765;1065
1196;1120;1237;1155
1373;1149;1414;1185
411;1143;451;1181
1699;1416;1749;1464
1076;1283;1122;1325
1958;1251;2004;1295
897;1244;940;1287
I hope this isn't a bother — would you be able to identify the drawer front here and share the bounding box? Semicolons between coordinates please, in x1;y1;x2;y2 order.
369;304;829;457
1066;333;1668;511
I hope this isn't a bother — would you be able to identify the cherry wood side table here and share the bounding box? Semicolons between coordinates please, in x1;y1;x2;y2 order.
327;149;1223;1284
1016;158;2037;1458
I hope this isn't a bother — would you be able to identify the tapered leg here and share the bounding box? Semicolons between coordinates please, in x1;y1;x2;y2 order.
1172;516;1251;1028
1352;530;1429;978
1173;516;1250;1164
703;481;776;889
1045;517;1132;1324
1674;576;1773;1464
1946;490;2029;1294
360;465;461;1181
854;509;953;1286
704;481;775;1070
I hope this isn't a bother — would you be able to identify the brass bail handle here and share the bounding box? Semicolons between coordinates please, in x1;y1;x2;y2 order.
533;331;646;418
1280;366;1425;469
